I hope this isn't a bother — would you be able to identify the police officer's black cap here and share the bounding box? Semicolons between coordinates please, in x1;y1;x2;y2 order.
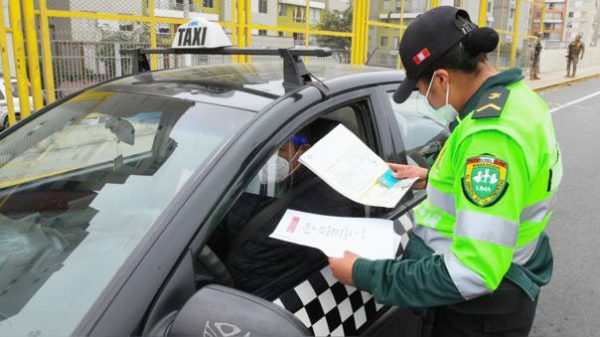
393;6;478;103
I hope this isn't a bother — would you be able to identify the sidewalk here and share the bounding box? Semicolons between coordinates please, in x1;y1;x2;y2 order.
525;64;600;92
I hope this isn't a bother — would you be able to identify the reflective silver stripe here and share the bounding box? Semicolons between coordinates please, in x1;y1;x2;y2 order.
444;252;491;300
455;211;519;247
513;237;540;265
426;184;456;216
520;195;556;223
412;224;452;254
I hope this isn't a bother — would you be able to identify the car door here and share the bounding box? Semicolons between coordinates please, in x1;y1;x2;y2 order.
114;84;427;337
261;88;422;337
190;86;423;337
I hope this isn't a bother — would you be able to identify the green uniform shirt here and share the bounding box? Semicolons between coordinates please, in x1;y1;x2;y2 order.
353;68;560;309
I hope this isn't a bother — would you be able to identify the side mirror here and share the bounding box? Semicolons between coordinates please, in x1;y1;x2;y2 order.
168;284;310;337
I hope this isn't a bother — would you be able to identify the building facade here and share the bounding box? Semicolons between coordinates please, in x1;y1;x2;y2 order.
531;0;568;42
564;0;600;44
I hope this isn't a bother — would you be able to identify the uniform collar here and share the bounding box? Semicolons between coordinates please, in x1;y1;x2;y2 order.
459;68;524;120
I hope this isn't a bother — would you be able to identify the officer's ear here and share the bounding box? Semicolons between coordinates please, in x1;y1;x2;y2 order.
433;69;450;92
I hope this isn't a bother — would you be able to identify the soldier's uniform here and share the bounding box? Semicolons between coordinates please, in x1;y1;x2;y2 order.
530;37;542;80
567;38;585;77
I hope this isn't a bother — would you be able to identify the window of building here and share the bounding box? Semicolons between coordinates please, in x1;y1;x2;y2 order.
119;23;134;31
393;36;400;49
203;0;213;8
259;0;268;13
258;29;267;36
156;23;170;35
293;6;305;23
279;4;287;16
278;31;285;37
381;36;388;47
310;8;321;23
175;0;194;10
569;11;574;18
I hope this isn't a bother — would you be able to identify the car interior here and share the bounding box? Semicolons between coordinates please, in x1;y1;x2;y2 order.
207;102;376;301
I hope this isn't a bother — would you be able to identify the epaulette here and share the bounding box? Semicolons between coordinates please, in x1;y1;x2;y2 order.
472;86;510;119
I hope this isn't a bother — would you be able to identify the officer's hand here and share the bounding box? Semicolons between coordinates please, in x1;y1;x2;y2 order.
388;163;428;189
328;251;360;286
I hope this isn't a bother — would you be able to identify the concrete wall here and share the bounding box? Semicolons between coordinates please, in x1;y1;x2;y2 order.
539;46;600;73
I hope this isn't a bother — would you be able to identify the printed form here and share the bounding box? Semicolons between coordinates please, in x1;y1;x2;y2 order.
270;210;397;259
299;124;418;208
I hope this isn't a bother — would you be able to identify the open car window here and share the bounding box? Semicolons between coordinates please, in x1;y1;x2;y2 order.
207;101;399;336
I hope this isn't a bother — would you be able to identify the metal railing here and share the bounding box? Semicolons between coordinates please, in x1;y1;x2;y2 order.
0;0;546;129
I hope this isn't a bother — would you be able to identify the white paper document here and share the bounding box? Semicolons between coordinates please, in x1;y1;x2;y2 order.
269;209;397;260
299;124;418;208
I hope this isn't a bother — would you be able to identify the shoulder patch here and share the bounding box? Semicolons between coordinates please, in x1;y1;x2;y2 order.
462;156;508;207
472;86;510;119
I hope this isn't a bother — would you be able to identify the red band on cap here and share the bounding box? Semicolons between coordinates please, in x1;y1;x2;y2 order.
413;48;431;65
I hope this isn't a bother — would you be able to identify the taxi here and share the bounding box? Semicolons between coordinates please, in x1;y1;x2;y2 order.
0;19;448;337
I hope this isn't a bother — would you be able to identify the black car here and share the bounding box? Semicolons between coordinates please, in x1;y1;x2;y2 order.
0;47;448;337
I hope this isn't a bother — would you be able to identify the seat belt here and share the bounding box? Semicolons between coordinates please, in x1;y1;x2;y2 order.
230;176;321;250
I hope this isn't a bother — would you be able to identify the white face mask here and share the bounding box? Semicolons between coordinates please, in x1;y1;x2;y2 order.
258;154;290;185
245;154;291;198
424;73;459;125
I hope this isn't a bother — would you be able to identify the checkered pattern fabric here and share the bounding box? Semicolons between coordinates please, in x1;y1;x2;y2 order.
273;214;414;336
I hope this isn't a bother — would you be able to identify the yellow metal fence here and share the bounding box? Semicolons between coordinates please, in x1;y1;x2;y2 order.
0;0;539;129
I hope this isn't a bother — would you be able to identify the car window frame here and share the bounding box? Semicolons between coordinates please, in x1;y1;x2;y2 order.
375;85;429;220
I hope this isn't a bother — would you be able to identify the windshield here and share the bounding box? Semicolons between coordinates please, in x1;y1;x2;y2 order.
0;89;253;336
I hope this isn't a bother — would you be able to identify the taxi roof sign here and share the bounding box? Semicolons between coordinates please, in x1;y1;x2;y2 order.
172;18;231;49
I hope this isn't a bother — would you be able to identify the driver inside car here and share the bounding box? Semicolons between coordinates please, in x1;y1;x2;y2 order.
210;121;364;299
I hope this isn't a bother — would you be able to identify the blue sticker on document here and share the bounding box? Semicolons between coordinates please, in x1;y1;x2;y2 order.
379;169;399;188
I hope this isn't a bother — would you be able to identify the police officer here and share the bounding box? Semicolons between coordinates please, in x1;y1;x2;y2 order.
567;34;585;77
329;6;561;337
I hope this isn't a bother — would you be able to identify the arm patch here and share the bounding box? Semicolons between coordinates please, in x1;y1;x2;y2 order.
462;156;509;207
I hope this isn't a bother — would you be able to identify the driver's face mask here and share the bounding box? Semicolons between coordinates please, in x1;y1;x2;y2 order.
244;153;291;198
258;154;290;185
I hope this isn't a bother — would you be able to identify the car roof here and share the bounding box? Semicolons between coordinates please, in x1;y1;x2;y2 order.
95;62;405;112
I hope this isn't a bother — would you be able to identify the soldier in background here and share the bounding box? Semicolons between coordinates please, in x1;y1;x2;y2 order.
530;32;543;80
566;34;585;77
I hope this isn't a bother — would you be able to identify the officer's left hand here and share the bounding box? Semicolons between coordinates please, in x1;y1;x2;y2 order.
328;251;361;286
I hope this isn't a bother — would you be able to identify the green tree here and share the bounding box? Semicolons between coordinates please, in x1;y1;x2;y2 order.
316;7;352;63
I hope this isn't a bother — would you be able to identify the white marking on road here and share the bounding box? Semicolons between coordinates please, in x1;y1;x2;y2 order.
550;90;600;113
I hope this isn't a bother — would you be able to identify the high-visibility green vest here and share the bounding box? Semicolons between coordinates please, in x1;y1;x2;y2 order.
413;78;562;299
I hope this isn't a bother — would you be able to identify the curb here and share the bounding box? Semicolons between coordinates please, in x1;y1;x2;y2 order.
532;72;600;93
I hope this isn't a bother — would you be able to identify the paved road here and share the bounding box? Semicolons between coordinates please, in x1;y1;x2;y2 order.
531;77;600;337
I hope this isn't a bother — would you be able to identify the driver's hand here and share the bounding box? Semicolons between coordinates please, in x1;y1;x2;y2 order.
388;163;428;190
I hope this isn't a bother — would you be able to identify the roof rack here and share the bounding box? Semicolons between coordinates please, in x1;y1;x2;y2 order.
121;47;332;93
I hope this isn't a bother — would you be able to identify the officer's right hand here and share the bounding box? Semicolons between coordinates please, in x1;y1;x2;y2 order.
388;163;428;190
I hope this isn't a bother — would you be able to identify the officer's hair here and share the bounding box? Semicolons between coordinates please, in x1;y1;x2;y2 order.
419;25;499;82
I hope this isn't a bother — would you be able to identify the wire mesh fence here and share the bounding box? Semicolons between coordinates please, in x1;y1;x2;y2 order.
2;0;593;127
